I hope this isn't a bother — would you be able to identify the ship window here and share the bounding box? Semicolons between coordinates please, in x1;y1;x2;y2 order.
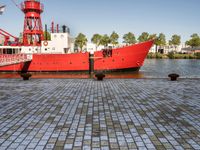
45;48;47;51
52;47;55;50
29;48;31;51
35;48;38;51
102;49;112;58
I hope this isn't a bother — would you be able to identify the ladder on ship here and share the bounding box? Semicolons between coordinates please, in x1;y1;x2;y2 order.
0;54;32;67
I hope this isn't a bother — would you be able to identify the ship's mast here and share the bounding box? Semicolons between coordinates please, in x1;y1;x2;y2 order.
21;0;44;46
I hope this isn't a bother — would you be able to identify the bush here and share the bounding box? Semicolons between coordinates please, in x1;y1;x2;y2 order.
147;52;154;58
195;52;200;59
147;52;199;59
155;52;163;59
167;52;175;59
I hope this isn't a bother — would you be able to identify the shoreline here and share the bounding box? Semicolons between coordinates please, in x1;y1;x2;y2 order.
147;52;200;59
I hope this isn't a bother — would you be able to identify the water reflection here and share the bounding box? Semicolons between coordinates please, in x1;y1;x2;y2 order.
0;59;199;78
141;59;200;78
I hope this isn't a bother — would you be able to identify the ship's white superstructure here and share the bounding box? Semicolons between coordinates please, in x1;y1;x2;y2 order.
20;32;72;54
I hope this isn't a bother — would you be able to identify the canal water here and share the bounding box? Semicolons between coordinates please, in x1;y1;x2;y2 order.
0;59;199;78
141;59;200;78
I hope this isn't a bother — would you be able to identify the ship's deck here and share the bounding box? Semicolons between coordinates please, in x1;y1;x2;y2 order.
0;79;200;149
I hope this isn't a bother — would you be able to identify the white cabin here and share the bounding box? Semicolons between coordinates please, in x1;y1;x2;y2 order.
20;32;71;54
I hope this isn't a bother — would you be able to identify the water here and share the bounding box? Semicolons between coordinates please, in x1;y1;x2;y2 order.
141;59;200;78
0;59;199;78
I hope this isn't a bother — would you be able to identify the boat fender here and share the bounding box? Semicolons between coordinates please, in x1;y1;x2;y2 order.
43;41;48;46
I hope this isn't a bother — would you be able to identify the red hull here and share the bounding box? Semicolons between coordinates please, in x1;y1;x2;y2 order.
0;40;153;72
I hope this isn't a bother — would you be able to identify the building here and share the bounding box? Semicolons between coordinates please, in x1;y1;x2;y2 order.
149;44;186;54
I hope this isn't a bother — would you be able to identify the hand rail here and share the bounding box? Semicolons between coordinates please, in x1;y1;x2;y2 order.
0;54;32;66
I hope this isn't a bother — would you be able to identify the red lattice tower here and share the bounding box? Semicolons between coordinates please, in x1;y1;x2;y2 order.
21;0;44;46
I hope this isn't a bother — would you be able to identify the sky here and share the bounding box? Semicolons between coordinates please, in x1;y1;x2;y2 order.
0;0;200;43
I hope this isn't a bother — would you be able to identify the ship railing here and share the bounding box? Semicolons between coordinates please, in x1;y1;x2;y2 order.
0;54;32;66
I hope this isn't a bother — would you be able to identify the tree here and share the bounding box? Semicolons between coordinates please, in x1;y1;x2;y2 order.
100;34;111;47
154;33;166;52
138;32;150;42
169;34;181;51
19;32;23;43
185;34;200;48
148;34;157;40
75;33;87;51
110;31;119;46
43;31;51;40
123;32;136;45
91;34;102;49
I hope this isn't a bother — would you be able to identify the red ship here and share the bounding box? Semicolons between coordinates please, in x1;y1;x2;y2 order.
0;0;154;73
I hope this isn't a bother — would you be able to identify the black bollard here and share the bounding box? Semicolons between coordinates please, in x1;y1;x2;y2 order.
95;72;105;81
168;73;179;81
20;73;32;80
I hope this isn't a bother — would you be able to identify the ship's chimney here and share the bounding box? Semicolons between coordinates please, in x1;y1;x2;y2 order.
51;21;54;33
62;25;66;33
56;24;59;33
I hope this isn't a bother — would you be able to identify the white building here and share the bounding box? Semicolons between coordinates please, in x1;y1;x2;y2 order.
149;44;185;54
83;43;105;54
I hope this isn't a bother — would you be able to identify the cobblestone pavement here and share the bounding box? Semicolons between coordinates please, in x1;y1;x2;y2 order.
0;79;200;150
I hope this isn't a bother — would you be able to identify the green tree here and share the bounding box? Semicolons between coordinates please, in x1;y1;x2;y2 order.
100;34;111;47
43;31;51;40
75;33;87;51
185;34;200;48
148;34;157;40
110;31;119;46
167;51;175;59
123;32;136;45
138;32;150;42
169;34;181;50
19;32;23;43
91;34;102;49
154;33;166;52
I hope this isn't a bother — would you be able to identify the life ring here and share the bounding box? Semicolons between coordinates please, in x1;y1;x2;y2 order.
43;41;48;46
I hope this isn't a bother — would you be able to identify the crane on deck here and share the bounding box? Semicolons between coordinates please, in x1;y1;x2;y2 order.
0;29;19;46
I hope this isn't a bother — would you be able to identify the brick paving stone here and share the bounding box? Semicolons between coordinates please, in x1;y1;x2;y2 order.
0;78;200;149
